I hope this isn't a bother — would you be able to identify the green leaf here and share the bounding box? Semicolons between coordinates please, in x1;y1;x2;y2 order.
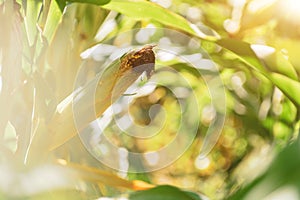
217;38;265;72
43;0;66;43
129;185;203;200
267;51;298;81
269;73;300;106
23;0;43;46
67;0;110;5
280;100;297;124
251;44;298;81
3;122;17;153
101;0;215;40
74;3;109;49
217;39;300;106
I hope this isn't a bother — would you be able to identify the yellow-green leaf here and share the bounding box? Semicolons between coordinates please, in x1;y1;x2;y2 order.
101;0;216;40
269;73;300;106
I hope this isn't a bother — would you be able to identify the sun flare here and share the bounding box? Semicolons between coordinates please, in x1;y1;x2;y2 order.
277;0;300;24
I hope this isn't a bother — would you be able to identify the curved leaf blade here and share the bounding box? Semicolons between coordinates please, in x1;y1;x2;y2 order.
47;45;155;151
217;38;300;106
23;0;43;46
251;44;298;81
129;185;203;200
217;38;265;72
43;0;65;43
101;0;215;40
269;73;300;106
67;0;110;5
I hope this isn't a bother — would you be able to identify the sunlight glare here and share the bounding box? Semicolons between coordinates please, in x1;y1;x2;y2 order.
277;0;300;24
247;0;277;13
195;156;210;170
144;152;159;166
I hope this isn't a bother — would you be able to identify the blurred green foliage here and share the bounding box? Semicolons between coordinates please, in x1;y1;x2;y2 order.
0;0;299;199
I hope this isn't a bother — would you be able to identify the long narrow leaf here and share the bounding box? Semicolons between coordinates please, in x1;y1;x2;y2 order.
217;38;265;72
57;160;154;190
269;73;300;106
47;45;155;151
23;0;43;46
68;0;110;5
101;0;216;40
43;0;65;43
217;38;300;106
